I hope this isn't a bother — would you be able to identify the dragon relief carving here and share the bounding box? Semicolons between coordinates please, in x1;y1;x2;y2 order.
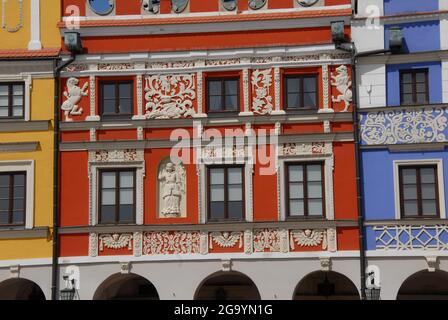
61;77;88;121
290;230;327;250
99;234;133;251
251;69;273;115
210;232;243;249
144;74;196;119
331;65;352;112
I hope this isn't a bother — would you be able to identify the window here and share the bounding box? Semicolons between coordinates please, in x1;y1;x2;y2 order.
0;172;26;226
100;81;133;118
0;83;24;119
284;75;318;110
208;166;244;221
399;165;440;218
285;162;325;218
99;169;136;224
206;78;240;113
400;69;429;105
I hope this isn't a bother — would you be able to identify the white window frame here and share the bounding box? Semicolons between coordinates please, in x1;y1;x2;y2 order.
88;151;145;226
393;159;446;219
197;149;253;224
279;156;334;221
0;160;34;229
0;75;31;121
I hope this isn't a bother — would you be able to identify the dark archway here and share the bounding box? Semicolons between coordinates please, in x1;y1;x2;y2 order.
397;270;448;300
0;278;46;300
294;271;360;300
93;273;159;300
195;271;261;300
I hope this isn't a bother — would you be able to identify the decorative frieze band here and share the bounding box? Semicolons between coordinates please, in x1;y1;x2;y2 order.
360;107;448;145
88;227;338;257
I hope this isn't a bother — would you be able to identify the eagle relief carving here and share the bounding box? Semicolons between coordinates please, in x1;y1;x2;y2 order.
158;160;186;218
144;74;196;119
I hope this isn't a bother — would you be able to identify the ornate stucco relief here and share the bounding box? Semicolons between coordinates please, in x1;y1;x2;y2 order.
144;74;196;119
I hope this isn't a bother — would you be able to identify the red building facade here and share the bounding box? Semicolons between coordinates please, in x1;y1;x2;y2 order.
58;0;359;300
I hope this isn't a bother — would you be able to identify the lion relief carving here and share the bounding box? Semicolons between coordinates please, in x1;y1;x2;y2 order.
61;77;88;122
331;65;352;112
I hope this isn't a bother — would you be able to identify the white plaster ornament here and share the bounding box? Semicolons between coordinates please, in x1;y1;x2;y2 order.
61;78;88;121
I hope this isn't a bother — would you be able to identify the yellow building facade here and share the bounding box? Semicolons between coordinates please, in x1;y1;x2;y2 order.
0;0;60;300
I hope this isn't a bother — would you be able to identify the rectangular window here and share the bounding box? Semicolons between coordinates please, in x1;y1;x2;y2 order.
399;165;440;218
100;81;133;118
208;166;244;221
99;169;136;224
284;75;318;110
0;172;26;226
206;78;240;113
400;69;429;105
0;83;24;119
286;162;325;218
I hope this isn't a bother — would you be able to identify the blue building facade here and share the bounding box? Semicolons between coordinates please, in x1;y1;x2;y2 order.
354;0;448;299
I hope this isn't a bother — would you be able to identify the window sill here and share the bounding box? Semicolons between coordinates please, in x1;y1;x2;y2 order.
0;227;49;240
0;120;49;132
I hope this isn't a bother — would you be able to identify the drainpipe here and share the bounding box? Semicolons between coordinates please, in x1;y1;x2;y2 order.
336;41;392;299
51;54;76;300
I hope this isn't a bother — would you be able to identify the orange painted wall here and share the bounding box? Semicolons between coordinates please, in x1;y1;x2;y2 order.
81;27;342;54
333;142;357;220
60;151;90;227
59;234;89;257
146;127;194;140
331;122;354;132
337;227;359;250
97;129;137;141
269;0;293;9
253;145;278;221
61;131;90;142
190;0;219;12
116;0;141;15
283;123;323;134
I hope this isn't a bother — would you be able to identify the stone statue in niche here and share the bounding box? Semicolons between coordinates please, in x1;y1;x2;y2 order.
61;77;88;121
158;161;186;217
331;65;352;112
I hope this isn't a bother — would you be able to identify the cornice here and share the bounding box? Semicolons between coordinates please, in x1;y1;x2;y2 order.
59;132;354;151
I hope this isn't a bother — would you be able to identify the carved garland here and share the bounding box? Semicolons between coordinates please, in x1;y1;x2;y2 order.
2;0;23;32
143;231;201;255
210;232;243;249
290;229;327;250
99;234;133;251
251;69;273;115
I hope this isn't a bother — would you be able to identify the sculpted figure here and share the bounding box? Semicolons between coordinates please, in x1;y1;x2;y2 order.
331;65;352;112
158;162;185;217
61;77;88;121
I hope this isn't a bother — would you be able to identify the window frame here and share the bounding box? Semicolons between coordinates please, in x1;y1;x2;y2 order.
206;77;240;114
0;82;25;120
285;161;326;219
399;68;429;106
206;165;246;222
98;168;137;225
283;74;319;111
0;171;27;227
398;164;440;218
99;80;134;119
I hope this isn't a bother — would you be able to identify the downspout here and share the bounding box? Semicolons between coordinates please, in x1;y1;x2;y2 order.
350;53;367;300
51;54;75;300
